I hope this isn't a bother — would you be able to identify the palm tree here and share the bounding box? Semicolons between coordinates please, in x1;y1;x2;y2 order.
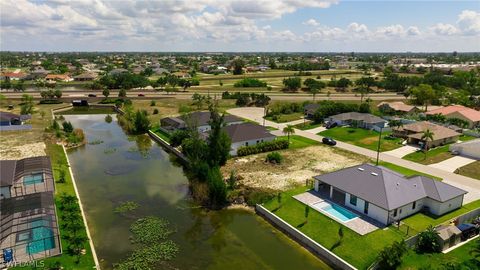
421;129;434;160
283;125;295;143
309;86;320;101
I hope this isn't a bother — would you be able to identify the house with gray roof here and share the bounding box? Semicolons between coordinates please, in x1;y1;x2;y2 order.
222;123;276;155
160;111;244;133
314;164;467;225
327;112;388;130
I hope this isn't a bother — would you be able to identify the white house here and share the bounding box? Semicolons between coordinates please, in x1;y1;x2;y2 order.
223;123;276;156
314;164;467;225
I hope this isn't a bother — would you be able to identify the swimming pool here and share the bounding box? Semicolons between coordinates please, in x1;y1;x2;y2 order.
23;173;44;185
312;201;358;223
26;219;55;255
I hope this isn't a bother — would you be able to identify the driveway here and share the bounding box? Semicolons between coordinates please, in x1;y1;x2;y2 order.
429;156;478;173
304;126;326;134
383;145;419;158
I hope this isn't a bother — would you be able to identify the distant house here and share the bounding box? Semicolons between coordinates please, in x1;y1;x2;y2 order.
45;74;73;82
0;72;27;81
160;111;243;132
392;121;461;148
327;112;388;130
74;72;98;81
0;156;61;265
377;101;419;114
222;123;276;155
426;105;480;129
0;112;31;126
449;139;480;159
108;68;128;75
314;164;467;225
304;103;320;119
26;66;49;80
172;71;191;78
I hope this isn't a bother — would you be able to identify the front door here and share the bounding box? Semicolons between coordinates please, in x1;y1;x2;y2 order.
364;201;369;214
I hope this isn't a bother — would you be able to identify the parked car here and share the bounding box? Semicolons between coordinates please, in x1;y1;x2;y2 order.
88;94;97;97
322;137;337;146
456;223;479;241
137;93;145;97
325;122;337;129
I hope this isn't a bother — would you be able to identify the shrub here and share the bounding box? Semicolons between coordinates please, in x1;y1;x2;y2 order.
234;78;267;88
150;100;156;106
237;140;289;156
153;108;159;114
416;225;442;254
266;152;283;164
62;121;74;133
170;129;189;147
245;189;276;206
377;241;407;270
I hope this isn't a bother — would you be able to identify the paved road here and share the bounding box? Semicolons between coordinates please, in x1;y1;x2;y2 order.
227;107;480;203
1;90;406;102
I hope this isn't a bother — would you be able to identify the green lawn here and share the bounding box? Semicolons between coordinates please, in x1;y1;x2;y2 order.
377;161;442;180
319;127;403;152
402;200;480;232
277;135;319;149
24;143;96;269
399;238;480;270
265;112;303;123
151;126;171;143
403;135;475;165
263;187;405;269
292;121;324;130
456;161;480;180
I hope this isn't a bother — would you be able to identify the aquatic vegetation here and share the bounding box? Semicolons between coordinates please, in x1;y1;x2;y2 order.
114;201;139;214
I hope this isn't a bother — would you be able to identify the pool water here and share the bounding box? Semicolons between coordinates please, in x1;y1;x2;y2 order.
26;220;55;254
23;173;44;185
317;203;357;222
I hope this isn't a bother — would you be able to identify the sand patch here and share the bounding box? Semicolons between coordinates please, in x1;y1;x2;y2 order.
222;145;369;191
0;142;46;160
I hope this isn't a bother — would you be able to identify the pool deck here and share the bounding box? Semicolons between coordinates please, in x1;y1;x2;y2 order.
293;191;382;235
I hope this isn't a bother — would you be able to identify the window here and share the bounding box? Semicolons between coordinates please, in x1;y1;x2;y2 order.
350;195;357;206
245;142;249;146
23;173;44;186
412;201;416;210
364;202;369;214
393;209;398;217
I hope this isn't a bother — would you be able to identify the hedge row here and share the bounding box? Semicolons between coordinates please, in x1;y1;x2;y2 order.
237;139;289;156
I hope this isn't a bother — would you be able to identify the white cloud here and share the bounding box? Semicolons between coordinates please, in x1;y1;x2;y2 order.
429;23;459;36
376;24;406;37
347;22;369;34
303;19;319;26
457;10;480;35
406;26;421;36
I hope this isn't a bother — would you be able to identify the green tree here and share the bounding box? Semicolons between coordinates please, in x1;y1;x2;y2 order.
103;88;110;98
20;94;34;114
354;77;375;102
282;77;302;91
133;110;151;133
388;119;404;130
62;121;74;133
416;225;441;254
282;125;295;143
232;59;245;75
304;205;310;223
421;129;434;159
118;88;127;98
206;104;231;167
336;77;351;91
409;84;436;111
54;89;62;99
377;240;407;270
207;166;227;208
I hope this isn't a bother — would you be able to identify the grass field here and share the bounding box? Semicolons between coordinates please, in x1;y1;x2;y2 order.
403;135;477;165
292;121;323;130
402;200;480;232
377;161;442;180
399;238;480;270
265;112;303;123
263;186;405;269
319;127;403;152
277;135;320;149
456;161;480;180
150;126;171;143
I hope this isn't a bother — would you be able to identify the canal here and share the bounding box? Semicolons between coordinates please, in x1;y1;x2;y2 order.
64;114;330;270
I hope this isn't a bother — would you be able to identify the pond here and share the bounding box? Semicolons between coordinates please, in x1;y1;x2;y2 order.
64;114;330;270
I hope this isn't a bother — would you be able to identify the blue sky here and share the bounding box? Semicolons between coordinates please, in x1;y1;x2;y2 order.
1;0;479;52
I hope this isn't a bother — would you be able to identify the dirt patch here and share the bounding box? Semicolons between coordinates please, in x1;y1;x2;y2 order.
0;142;46;160
222;145;369;191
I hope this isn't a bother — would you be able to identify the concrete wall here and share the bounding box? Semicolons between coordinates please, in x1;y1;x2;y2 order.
230;136;275;156
256;205;357;270
148;130;189;164
424;196;464;216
